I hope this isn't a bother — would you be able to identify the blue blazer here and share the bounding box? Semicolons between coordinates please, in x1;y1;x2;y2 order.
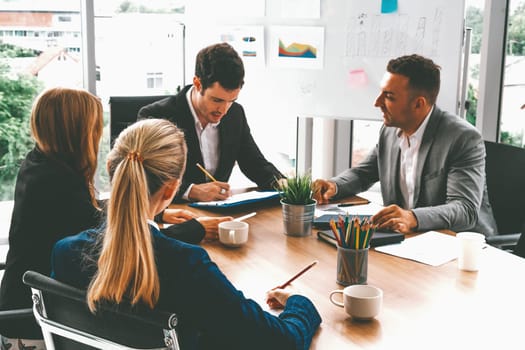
332;106;498;235
51;226;321;350
138;85;284;201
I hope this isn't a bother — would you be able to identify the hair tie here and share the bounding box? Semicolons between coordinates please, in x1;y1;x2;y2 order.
127;151;144;163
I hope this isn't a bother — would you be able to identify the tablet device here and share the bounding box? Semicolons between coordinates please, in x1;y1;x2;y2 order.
317;229;405;248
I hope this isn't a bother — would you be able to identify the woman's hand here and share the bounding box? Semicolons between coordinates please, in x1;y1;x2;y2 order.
266;286;300;309
197;216;233;240
162;208;198;224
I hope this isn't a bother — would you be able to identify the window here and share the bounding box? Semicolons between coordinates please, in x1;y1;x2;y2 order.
146;72;163;89
351;120;382;167
0;1;82;202
500;0;525;147
465;0;485;127
58;15;72;22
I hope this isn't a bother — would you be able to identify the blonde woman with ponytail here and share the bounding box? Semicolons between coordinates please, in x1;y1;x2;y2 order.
52;119;321;350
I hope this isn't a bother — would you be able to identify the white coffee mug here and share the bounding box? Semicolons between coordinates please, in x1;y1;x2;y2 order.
218;221;249;247
329;284;383;320
456;232;485;271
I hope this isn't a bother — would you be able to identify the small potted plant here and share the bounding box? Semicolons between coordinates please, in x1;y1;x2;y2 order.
277;173;317;236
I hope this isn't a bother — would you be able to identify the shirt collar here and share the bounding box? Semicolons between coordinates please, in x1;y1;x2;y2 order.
147;219;159;231
397;105;434;141
186;86;220;129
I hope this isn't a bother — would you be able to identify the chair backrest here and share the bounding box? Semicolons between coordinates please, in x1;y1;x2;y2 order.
484;140;525;234
23;270;180;350
109;95;167;146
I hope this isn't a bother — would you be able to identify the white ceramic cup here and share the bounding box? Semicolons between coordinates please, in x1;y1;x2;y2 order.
218;221;249;247
456;232;486;271
329;284;383;320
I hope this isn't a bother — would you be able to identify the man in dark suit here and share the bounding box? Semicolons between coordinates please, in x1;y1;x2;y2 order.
138;43;284;202
313;54;497;236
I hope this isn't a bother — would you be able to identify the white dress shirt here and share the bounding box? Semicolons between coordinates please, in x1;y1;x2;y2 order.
398;106;433;209
183;86;221;200
147;219;159;230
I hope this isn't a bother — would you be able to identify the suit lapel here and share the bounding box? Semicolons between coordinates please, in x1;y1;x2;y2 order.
389;134;402;205
413;107;441;206
178;89;204;166
381;127;402;205
216;122;230;176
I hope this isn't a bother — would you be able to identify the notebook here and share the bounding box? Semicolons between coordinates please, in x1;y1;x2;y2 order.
317;229;405;248
313;214;373;229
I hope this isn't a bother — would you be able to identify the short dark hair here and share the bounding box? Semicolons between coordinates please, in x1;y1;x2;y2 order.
195;42;245;91
386;54;441;105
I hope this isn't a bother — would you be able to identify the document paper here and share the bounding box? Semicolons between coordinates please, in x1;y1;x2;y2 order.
375;231;458;266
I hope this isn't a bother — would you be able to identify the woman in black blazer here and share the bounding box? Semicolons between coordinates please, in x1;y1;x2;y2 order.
0;87;104;348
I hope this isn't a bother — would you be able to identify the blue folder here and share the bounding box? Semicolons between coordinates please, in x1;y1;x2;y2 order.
189;191;280;208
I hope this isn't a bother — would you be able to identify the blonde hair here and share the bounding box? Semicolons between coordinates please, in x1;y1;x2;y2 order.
87;119;187;311
31;87;103;208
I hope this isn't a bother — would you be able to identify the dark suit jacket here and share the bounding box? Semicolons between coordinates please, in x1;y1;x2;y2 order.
0;148;101;338
52;226;321;350
332;107;498;236
138;85;284;200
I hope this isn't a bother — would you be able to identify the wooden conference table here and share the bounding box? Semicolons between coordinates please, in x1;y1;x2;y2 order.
170;198;525;349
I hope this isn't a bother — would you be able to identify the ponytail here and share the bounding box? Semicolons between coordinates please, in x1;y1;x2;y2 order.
87;119;186;312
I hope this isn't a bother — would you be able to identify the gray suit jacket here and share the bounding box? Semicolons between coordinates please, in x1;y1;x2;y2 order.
332;107;498;236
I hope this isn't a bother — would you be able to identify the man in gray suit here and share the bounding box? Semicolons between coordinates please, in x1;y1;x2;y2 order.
313;54;497;236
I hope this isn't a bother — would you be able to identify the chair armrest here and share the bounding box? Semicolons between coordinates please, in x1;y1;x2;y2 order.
0;308;34;322
486;233;521;250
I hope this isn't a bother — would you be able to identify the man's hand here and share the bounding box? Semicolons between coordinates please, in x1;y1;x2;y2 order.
312;179;337;204
371;204;418;234
189;182;231;202
197;216;233;240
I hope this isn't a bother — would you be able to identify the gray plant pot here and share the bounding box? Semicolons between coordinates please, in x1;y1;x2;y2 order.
281;199;317;237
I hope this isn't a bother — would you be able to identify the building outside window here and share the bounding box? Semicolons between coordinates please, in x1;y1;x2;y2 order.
146;72;164;89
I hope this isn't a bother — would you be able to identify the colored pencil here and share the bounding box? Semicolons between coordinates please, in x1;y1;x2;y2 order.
277;260;318;289
196;162;218;182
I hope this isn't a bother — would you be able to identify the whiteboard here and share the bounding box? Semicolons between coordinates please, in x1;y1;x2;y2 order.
184;0;465;121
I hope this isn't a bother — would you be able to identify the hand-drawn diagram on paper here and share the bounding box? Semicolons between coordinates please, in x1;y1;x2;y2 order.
345;8;443;58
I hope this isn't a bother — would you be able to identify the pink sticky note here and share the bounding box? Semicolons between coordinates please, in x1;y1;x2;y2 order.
348;69;368;87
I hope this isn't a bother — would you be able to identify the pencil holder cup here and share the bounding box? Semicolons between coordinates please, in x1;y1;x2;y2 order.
336;246;369;286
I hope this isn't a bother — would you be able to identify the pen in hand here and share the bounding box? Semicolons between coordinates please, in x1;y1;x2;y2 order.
267;260;318;309
196;163;228;195
234;212;257;222
196;163;218;182
275;260;318;289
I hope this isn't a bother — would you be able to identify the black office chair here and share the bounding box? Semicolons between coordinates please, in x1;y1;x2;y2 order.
23;270;181;350
109;95;168;146
513;223;525;258
484;140;525;251
0;261;37;340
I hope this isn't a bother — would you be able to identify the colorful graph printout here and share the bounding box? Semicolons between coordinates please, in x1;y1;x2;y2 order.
217;25;265;68
269;26;324;69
